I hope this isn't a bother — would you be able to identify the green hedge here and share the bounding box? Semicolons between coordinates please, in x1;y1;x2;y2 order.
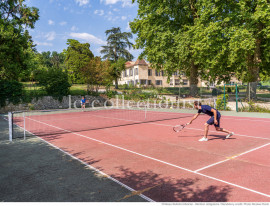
35;68;71;98
0;80;24;107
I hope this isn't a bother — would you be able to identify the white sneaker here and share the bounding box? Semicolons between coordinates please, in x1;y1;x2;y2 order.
199;137;208;141
226;132;234;139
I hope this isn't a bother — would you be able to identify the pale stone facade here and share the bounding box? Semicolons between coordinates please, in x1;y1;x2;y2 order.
118;59;242;87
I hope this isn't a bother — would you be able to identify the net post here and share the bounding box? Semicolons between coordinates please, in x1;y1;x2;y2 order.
23;112;26;140
8;112;13;142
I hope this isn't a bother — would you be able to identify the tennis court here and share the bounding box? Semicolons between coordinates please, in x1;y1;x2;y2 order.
10;106;270;202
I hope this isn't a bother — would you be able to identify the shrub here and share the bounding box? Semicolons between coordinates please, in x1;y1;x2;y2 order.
35;68;71;98
216;94;230;110
0;80;24;107
227;87;232;93
240;100;270;113
105;90;117;98
212;88;218;96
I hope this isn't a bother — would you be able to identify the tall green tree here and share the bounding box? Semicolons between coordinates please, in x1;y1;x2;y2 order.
81;57;112;93
35;51;66;70
226;0;270;99
130;0;201;96
131;0;270;98
196;0;270;99
0;0;39;80
64;39;94;83
101;27;134;89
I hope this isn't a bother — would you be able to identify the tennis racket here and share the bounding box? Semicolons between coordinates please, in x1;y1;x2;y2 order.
173;123;189;132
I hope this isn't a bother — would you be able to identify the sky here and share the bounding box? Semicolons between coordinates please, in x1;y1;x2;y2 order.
26;0;142;61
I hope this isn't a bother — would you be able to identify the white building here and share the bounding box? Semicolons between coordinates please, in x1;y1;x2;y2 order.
118;59;242;87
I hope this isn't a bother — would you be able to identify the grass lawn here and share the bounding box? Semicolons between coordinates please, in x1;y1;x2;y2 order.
22;82;88;96
261;81;270;86
257;93;270;98
69;84;88;95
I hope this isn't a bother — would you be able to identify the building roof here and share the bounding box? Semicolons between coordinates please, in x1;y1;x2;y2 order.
125;61;135;68
134;59;148;66
125;59;148;68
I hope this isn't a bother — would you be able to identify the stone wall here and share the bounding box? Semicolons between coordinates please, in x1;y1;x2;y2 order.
0;95;110;113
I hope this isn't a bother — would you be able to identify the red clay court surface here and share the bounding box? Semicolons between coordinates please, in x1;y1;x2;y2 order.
14;109;270;202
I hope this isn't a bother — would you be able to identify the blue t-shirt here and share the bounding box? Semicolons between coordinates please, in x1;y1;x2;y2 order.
81;99;86;104
198;105;221;117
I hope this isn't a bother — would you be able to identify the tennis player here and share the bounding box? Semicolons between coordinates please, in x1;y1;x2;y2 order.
81;96;86;111
188;101;234;141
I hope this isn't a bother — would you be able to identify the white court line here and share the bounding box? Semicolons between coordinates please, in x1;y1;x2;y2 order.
26;117;270;199
195;142;270;172
194;159;231;173
11;121;154;202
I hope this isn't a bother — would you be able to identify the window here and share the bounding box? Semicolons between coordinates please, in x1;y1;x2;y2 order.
183;79;188;85
170;79;173;86
175;79;180;86
173;71;179;76
155;70;160;76
209;82;215;87
135;68;138;75
156;80;162;85
161;70;164;76
140;79;147;85
148;80;152;85
135;80;138;85
128;80;134;86
148;69;152;76
129;69;133;76
124;70;127;77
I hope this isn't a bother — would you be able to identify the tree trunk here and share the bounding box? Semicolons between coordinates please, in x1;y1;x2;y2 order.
115;78;118;89
87;83;90;93
189;61;199;97
246;82;258;101
246;37;261;100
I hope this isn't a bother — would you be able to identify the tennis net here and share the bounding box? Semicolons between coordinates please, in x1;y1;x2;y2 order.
8;98;216;141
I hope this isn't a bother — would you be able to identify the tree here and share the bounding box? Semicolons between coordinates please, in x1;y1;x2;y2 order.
0;0;39;80
64;39;94;83
35;51;66;70
130;0;202;96
110;58;126;89
225;0;270;99
131;0;270;99
100;27;134;89
51;51;65;69
81;57;112;93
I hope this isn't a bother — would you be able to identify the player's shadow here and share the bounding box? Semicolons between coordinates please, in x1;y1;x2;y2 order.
114;166;232;202
208;134;236;141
